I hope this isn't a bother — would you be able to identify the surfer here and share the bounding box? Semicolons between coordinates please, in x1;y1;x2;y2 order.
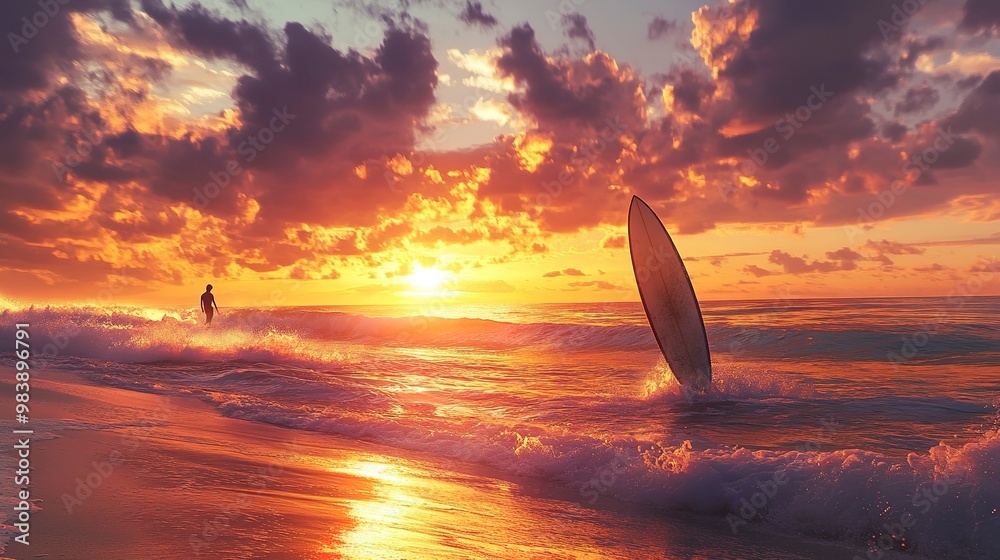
200;284;219;326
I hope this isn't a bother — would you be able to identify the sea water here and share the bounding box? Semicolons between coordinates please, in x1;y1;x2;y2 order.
2;297;998;558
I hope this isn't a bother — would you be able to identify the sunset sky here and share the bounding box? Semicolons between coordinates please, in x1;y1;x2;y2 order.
2;0;999;306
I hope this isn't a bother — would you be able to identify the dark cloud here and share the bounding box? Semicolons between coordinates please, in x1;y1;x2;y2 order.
666;68;716;113
140;0;278;73
901;37;946;68
663;1;916;206
709;0;903;119
562;14;596;51
647;17;678;40
218;17;438;229
960;0;1000;35
957;74;984;90
458;1;497;28
498;24;595;124
768;250;857;274
825;247;863;270
924;134;982;169
895;85;940;115
744;264;773;277
1;0;133;93
882;121;908;142
946;71;1000;137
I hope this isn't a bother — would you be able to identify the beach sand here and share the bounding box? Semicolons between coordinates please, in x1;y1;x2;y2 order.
0;370;862;559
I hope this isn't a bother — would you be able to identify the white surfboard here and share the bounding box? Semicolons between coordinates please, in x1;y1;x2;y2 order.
628;195;712;391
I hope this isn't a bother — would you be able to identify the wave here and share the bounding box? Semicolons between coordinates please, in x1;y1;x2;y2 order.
200;385;1000;559
0;305;655;367
5;305;1000;368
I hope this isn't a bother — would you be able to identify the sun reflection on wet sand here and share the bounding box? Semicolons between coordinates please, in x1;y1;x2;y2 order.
320;455;613;560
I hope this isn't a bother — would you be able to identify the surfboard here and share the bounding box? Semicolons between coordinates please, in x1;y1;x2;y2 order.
628;195;712;391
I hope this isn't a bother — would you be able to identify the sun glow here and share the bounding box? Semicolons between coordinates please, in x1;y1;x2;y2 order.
407;266;449;290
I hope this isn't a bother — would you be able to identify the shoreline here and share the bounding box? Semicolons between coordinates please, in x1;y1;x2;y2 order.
1;369;364;559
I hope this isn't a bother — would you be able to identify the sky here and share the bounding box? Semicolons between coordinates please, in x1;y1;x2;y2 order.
1;0;1000;307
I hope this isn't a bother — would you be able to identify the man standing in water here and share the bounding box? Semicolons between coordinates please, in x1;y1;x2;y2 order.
200;284;219;326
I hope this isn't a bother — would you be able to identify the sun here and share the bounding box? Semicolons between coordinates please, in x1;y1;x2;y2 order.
408;265;448;290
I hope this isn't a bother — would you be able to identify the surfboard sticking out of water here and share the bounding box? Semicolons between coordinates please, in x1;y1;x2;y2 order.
628;195;712;391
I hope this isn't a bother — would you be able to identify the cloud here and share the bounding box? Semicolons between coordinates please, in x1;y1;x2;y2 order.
141;0;277;73
757;240;929;274
562;14;596;51
768;250;855;274
960;0;1000;35
695;1;902;119
864;239;925;266
447;48;511;92
968;258;1000;273
543;268;586;277
752;236;995;278
470;98;512;125
458;1;498;28
496;24;645;131
688;251;768;266
882;121;908;142
483;24;646;234
600;233;626;249
3;0;1000;301
895;85;940;115
414;226;484;246
140;4;440;234
567;280;626;290
662;67;716;113
1;0;132;92
647;17;678;41
914;233;1000;247
0;1;451;294
946;71;1000;138
919;52;1000;77
744;264;773;277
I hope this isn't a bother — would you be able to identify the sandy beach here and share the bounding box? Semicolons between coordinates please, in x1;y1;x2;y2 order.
0;369;867;560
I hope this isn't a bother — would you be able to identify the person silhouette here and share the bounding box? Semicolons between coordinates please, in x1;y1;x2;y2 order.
200;284;219;326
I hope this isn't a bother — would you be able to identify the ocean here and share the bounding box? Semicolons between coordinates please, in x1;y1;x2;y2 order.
2;297;998;558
